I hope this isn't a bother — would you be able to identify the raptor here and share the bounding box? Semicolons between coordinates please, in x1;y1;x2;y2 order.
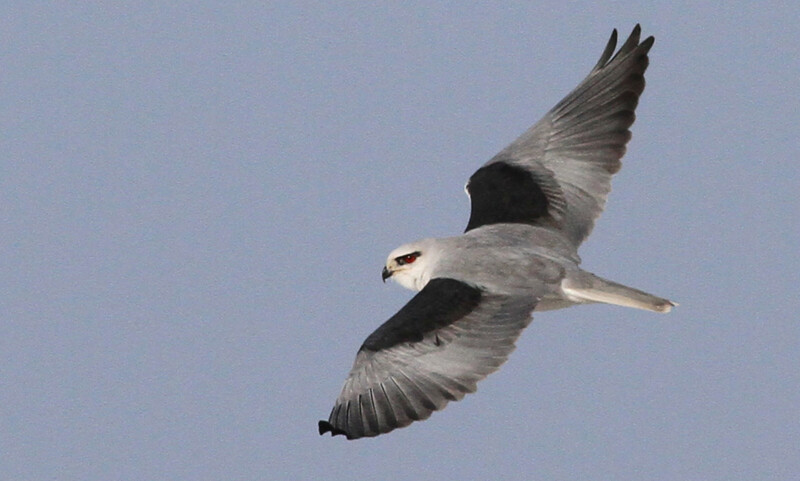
319;25;674;440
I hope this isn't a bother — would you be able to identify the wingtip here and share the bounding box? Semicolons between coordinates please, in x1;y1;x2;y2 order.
594;28;619;71
630;24;655;51
592;24;654;74
318;420;349;438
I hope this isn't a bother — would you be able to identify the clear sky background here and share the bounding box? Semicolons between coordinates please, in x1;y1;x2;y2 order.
2;2;798;480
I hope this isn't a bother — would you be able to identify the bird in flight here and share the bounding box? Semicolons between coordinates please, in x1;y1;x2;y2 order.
319;25;674;440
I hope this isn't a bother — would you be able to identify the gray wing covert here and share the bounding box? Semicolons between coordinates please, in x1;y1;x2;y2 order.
319;278;538;439
466;25;654;245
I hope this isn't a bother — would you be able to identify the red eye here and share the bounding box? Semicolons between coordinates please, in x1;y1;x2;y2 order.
395;252;421;266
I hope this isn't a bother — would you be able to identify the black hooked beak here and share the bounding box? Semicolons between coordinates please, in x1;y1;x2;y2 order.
382;266;392;283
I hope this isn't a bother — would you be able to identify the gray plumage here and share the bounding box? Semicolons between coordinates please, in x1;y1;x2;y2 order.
320;25;674;440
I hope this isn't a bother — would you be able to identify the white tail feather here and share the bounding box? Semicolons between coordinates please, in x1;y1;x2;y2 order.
562;273;676;313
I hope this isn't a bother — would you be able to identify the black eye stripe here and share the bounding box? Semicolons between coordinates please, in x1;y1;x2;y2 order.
395;251;421;265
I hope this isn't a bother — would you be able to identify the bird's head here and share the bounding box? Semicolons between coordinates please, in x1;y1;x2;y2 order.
383;241;434;291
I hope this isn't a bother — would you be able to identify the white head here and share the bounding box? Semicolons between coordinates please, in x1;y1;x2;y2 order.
382;239;439;291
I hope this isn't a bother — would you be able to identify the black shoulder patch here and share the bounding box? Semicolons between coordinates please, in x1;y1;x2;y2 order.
360;278;482;352
465;161;550;232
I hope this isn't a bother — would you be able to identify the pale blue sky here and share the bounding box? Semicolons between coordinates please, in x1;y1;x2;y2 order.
2;2;798;480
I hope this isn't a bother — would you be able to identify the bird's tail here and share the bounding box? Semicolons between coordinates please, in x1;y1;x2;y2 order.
562;272;676;313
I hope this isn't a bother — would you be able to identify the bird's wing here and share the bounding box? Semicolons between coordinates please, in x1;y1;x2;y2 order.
319;278;538;439
465;25;654;246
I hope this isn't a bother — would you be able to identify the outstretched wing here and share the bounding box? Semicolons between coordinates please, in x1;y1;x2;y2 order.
465;25;654;246
319;278;537;439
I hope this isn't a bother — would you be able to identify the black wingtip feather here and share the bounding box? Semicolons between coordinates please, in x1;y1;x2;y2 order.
318;420;348;437
593;28;618;71
594;25;654;73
